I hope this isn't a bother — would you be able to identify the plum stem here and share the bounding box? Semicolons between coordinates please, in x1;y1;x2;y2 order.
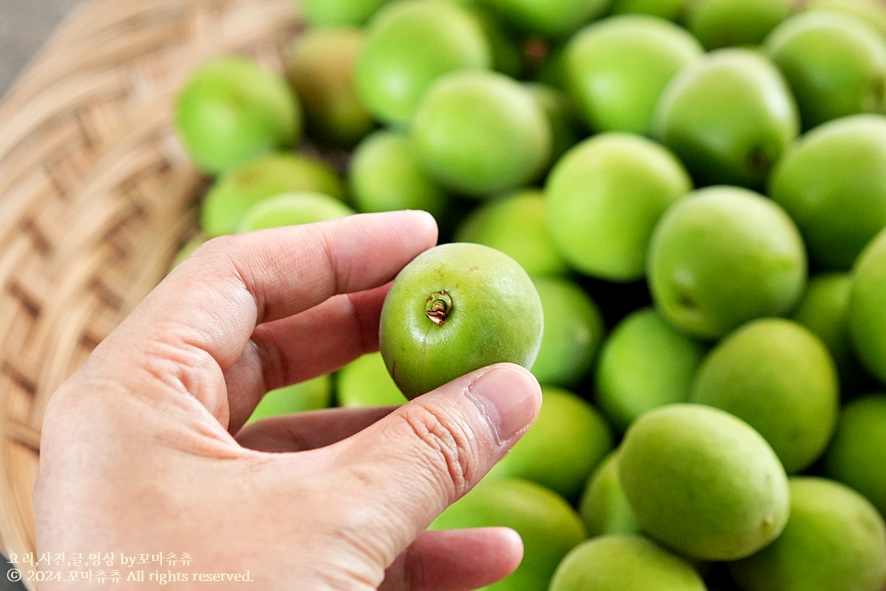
425;291;452;326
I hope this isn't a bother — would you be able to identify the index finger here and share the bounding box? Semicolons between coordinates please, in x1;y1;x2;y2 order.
100;210;438;381
149;209;434;360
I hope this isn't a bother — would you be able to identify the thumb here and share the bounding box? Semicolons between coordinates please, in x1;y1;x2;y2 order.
330;362;541;551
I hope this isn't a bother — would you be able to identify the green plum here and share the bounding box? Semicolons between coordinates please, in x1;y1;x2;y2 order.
562;15;703;134
379;242;543;399
234;192;354;233
478;0;611;38
454;189;569;278
823;394;886;518
411;69;552;197
764;11;886;130
618;404;790;561
768;114;886;270
609;0;686;21
805;0;886;40
790;272;868;389
849;226;886;385
681;0;792;50
594;306;707;433
335;352;405;408
550;535;707;591
174;55;301;175
647;186;807;340
530;276;605;388
348;129;450;219
285;28;376;147
545;132;693;282
430;478;587;591
355;0;492;125
487;386;613;502
729;477;886;591
199;152;346;237
690;318;840;474
299;0;393;27
652;48;800;189
244;375;334;425
578;452;642;537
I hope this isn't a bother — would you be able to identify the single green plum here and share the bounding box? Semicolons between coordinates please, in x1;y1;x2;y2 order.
285;28;377;147
652;48;800;189
200;152;346;237
355;0;492;125
410;69;552;197
546;132;693;282
379;242;543;399
562;14;703;135
764;11;886;130
768;114;886;270
647;186;807;340
174;55;301;175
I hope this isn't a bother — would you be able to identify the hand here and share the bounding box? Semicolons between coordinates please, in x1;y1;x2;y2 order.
33;211;542;590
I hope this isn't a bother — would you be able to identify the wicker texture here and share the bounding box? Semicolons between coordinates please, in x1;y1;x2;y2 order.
0;0;300;564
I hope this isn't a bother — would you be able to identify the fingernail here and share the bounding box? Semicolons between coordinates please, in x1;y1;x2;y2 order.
466;364;542;445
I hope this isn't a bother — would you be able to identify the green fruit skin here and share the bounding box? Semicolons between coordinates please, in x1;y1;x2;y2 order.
618;404;790;561
355;0;492;125
562;15;703;135
594;307;707;433
480;0;611;38
455;189;570;278
430;478;587;591
850;227;886;385
764;12;886;130
578;452;643;538
348;129;450;219
823;394;886;518
805;0;886;40
199;153;346;237
609;0;685;20
411;70;553;197
768;114;886;270
487;386;613;501
335;352;406;408
530;276;605;388
299;0;393;27
682;0;792;50
729;477;886;591
546;133;693;282
379;243;543;399
234;192;355;233
652;48;800;189
174;56;301;175
690;318;840;474
244;375;333;425
285;28;377;148
647;186;807;340
549;535;707;591
790;272;868;390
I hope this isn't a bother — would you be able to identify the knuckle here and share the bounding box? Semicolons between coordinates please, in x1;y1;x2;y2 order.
399;402;481;501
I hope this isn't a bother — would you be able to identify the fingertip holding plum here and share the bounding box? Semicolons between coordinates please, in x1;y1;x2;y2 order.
465;364;542;446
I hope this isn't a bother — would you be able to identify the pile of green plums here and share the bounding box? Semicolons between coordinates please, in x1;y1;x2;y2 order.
172;0;886;589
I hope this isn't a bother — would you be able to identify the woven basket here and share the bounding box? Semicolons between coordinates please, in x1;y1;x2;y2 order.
0;0;300;572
